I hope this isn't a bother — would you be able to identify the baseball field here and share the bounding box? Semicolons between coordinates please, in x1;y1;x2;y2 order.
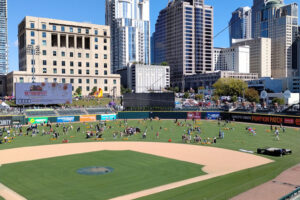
0;119;299;200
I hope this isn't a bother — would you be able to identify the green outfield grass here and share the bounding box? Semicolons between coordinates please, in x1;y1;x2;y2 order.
0;151;204;200
0;120;300;199
0;196;4;200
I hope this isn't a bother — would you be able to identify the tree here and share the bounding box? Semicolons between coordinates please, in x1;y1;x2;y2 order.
245;88;260;103
213;78;248;97
75;87;82;96
195;94;204;101
231;95;238;103
89;87;97;96
160;62;168;66
183;92;190;99
272;98;285;105
121;85;132;94
212;95;220;103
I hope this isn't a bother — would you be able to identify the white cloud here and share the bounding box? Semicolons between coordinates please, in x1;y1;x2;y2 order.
13;40;18;47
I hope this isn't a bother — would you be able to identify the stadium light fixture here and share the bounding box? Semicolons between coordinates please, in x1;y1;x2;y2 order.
26;45;40;83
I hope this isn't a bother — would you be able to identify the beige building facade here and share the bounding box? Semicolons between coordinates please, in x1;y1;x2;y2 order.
233;37;272;78
8;16;120;97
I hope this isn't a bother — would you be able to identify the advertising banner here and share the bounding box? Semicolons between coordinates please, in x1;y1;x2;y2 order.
100;114;117;121
57;116;75;123
16;83;72;105
0;116;12;126
187;112;201;120
80;115;97;122
206;112;220;120
28;117;48;124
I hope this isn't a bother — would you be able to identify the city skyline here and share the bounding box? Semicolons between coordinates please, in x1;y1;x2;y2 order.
6;0;299;72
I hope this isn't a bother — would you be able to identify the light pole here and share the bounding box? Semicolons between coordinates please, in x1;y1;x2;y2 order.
26;45;40;83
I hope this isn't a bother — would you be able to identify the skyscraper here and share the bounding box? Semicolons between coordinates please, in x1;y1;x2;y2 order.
152;0;213;88
0;0;8;75
105;0;150;73
229;7;252;46
252;0;298;78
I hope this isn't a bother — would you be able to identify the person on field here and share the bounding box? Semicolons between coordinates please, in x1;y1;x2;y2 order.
156;132;159;139
275;128;280;141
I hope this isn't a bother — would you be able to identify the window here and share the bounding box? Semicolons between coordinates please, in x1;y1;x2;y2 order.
62;69;66;74
95;70;98;75
95;63;98;68
42;50;47;55
94;79;97;84
86;86;90;91
86;62;90;67
95;37;98;42
42;40;47;46
86;70;90;75
86;29;89;34
31;59;35;65
70;79;74;84
104;70;107;75
69;27;73;32
70;52;73;57
94;30;98;35
113;80;117;84
104;86;108;91
104;31;107;36
31;31;35;37
86;53;89;58
62;61;65;66
31;67;35;73
104;46;107;50
53;60;57;66
45;78;48;82
42;24;46;30
78;53;81;58
53;68;57;74
62;78;66;83
95;54;98;59
104;63;107;68
20;77;24;83
43;68;47;73
43;60;47;65
53;51;57;56
70;61;74;67
78;79;82;84
30;22;35;29
78;62;82;67
104;39;107;43
95;45;98;50
78;28;81;33
78;69;82;74
86;79;90;84
104;79;108;84
42;32;46;38
70;69;74;74
61;26;65;32
31;39;35;45
61;51;65;57
53;25;56;31
104;54;107;59
54;78;57;83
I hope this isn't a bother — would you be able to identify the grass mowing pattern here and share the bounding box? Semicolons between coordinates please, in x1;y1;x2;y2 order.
0;151;205;200
1;120;300;199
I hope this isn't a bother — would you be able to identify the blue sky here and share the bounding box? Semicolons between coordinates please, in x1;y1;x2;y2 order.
7;0;298;72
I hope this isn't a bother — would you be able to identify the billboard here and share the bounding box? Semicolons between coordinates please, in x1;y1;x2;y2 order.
0;116;12;126
28;117;48;124
80;115;97;122
57;116;75;123
101;114;117;121
16;83;72;105
187;112;201;120
206;112;220;120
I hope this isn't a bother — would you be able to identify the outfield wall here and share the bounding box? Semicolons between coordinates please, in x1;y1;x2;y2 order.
3;111;300;127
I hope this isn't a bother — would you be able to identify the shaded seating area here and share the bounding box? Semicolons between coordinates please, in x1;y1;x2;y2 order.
26;109;57;117
86;108;113;115
57;109;86;116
